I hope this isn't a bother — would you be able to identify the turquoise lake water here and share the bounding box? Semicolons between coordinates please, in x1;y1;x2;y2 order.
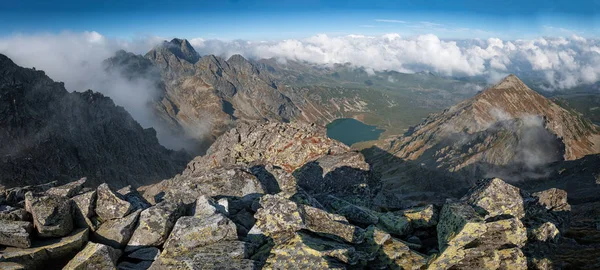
326;118;384;146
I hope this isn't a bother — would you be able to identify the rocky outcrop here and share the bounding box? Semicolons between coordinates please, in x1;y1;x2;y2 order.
0;120;585;269
386;74;600;174
0;54;188;189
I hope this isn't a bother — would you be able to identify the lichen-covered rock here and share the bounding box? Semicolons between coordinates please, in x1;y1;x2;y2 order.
25;192;74;237
152;241;258;269
264;232;359;269
1;228;89;269
0;221;33;248
462;178;525;219
126;201;185;251
46;178;86;198
63;242;122;270
0;206;30;221
192;195;220;218
161;214;238;258
531;188;570;212
301;205;365;244
252;194;304;243
431;200;527;269
94;209;141;249
71;190;96;230
378;212;412;236
400;204;438;228
156;167;266;205
528;222;560;242
377;238;428;269
95;183;134;221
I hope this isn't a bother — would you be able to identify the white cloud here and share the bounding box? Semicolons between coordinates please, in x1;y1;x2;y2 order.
191;33;600;90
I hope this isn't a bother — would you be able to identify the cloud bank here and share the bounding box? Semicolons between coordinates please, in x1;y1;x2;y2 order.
1;31;599;150
191;34;600;90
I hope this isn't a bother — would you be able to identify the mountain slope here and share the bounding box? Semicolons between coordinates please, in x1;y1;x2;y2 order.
386;74;600;171
0;54;189;188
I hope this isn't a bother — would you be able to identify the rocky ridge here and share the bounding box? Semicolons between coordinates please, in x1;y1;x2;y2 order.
386;74;600;172
0;54;189;189
0;121;581;269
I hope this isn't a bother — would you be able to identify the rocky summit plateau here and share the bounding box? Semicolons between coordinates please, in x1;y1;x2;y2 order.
1;49;600;270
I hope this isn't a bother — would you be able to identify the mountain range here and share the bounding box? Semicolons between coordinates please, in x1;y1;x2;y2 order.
1;39;600;269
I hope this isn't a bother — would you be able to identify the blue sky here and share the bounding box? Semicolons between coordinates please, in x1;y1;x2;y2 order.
1;0;599;40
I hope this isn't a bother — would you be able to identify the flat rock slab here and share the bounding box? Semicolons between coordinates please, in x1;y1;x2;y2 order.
46;178;86;198
0;228;89;269
161;214;238;258
0;221;33;248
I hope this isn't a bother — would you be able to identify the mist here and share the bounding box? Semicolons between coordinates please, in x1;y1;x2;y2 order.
0;31;198;150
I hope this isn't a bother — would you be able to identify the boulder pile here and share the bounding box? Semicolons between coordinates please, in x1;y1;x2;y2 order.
0;122;573;269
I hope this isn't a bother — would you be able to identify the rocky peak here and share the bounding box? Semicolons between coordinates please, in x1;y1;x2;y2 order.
386;74;600;178
0;54;189;188
160;38;200;64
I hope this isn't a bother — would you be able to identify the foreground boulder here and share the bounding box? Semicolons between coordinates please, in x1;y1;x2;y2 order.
126;201;185;251
63;242;121;270
93;209;141;249
160;213;238;258
461;177;525;219
70;190;97;230
0;228;88;269
25;192;74;237
95;183;134;221
0;221;33;248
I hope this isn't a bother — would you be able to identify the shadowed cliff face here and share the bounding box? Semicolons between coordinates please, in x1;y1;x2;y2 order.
0;54;189;188
386;74;600;173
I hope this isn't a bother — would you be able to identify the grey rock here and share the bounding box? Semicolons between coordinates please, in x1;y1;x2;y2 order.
1;228;89;269
96;183;134;221
46;178;87;198
462;178;525;219
0;221;33;248
301;204;365;244
377;212;412;236
192;195;219;218
25;192;74;237
161;214;238;258
94;209;141;249
126;202;185;251
63;242;122;270
0;206;30;221
251;194;304;243
71;190;97;230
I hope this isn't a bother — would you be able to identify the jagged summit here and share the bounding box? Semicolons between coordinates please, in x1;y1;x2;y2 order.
0;54;188;188
387;74;600;172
